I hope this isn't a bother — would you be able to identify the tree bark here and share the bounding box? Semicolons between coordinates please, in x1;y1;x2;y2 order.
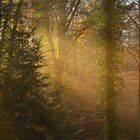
138;1;140;139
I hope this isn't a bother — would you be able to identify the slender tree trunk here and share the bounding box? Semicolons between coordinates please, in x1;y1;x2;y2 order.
74;45;77;75
0;0;2;26
53;1;67;89
8;0;23;59
54;54;65;89
54;33;67;89
138;1;140;139
0;1;13;64
0;0;3;84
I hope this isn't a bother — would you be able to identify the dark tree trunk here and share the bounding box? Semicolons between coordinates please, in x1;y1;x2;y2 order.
100;1;122;140
138;1;140;139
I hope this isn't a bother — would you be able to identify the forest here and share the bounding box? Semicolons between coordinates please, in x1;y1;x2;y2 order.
0;0;139;140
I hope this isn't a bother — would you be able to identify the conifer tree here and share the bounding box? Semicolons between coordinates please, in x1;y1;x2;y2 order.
0;1;76;139
0;17;49;140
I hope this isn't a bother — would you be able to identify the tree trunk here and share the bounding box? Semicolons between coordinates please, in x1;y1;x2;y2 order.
100;1;122;140
138;1;140;139
8;0;23;60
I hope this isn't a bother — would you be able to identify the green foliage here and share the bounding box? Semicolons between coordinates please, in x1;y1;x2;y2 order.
0;1;77;140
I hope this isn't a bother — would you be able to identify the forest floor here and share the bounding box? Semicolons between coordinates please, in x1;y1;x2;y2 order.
64;70;139;140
